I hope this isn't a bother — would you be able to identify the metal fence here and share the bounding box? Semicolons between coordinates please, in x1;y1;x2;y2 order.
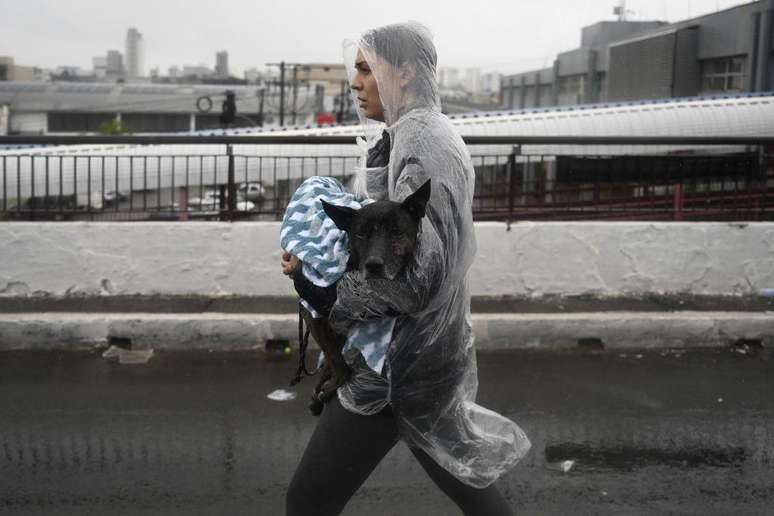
1;135;772;222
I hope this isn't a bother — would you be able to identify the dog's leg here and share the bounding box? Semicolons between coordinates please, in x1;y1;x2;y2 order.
302;312;350;403
308;363;330;416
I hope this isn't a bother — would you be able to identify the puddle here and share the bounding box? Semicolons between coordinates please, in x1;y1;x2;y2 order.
545;442;747;471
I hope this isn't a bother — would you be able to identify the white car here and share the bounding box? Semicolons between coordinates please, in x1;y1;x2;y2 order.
188;191;219;210
103;190;129;205
238;182;266;201
188;191;254;212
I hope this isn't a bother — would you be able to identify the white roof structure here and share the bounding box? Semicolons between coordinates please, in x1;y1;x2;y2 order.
2;92;773;199
0;81;265;113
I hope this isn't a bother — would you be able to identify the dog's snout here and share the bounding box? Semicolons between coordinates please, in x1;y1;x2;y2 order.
364;257;385;276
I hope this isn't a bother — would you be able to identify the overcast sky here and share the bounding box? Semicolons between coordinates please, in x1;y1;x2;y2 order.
0;0;749;76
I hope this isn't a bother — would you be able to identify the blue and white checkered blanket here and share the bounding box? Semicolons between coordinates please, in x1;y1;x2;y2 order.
280;176;395;374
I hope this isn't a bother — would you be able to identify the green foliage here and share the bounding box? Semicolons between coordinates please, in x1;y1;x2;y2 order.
97;118;130;135
0;198;16;220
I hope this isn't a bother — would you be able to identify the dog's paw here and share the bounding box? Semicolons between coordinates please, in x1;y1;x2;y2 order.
308;396;324;416
318;376;344;403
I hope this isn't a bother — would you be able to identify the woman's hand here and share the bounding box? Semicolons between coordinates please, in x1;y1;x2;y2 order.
281;252;299;275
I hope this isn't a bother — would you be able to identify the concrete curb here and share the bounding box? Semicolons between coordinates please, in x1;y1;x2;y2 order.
0;312;772;351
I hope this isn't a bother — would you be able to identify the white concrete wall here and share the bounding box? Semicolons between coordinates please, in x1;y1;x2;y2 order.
9;112;46;134
1;221;773;299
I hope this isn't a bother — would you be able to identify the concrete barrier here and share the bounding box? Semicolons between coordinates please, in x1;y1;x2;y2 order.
1;221;773;350
1;311;773;351
1;221;773;298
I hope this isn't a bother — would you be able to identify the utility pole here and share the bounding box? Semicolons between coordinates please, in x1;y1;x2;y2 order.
266;61;288;126
258;88;265;127
267;61;342;127
279;62;286;126
291;65;298;126
337;79;346;123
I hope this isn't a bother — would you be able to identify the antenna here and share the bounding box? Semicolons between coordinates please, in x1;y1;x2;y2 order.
613;0;635;21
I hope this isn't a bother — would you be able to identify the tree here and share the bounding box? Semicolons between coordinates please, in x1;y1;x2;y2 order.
98;118;129;135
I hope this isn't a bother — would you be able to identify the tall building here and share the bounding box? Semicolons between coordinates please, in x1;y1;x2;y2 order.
106;50;124;79
125;28;144;79
216;51;229;78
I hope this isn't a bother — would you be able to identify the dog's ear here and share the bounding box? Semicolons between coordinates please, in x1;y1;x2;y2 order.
321;200;357;231
402;179;431;221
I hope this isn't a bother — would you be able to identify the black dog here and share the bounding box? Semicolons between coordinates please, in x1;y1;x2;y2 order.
289;179;431;415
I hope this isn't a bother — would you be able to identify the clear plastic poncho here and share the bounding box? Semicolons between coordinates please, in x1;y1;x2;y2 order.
331;22;531;488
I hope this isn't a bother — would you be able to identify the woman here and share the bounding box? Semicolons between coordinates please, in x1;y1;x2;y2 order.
283;22;531;516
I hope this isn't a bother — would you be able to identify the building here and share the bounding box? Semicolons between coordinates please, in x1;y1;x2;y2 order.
0;57;36;82
244;67;263;84
51;66;93;82
439;67;492;96
501;0;774;109
125;28;144;79
0;104;8;135
182;65;214;79
106;50;124;79
92;56;107;79
287;63;350;122
0;79;341;134
216;51;229;78
90;51;125;82
480;72;502;97
462;68;481;95
438;67;461;90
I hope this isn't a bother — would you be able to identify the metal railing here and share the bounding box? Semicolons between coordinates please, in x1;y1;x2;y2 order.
1;135;773;222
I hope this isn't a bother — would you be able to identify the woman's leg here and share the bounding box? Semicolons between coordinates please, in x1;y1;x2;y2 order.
409;447;514;516
286;396;399;516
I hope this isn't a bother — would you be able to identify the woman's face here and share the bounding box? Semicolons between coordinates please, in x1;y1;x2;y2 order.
350;49;385;122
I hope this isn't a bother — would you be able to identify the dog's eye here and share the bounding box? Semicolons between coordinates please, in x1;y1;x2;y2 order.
353;231;367;239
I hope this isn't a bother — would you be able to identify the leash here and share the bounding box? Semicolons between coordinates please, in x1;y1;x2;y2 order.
289;303;321;386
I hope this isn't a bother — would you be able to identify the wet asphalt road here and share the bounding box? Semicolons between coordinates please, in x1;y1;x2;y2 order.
1;347;773;516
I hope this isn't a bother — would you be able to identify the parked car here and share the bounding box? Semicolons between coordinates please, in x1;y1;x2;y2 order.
188;191;219;211
103;190;129;205
237;200;255;211
237;182;266;201
188;191;254;212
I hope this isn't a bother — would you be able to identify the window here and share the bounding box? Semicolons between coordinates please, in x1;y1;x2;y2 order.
558;75;584;96
700;56;746;93
47;112;115;133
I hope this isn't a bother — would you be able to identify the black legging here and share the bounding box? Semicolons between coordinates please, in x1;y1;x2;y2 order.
286;396;514;516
